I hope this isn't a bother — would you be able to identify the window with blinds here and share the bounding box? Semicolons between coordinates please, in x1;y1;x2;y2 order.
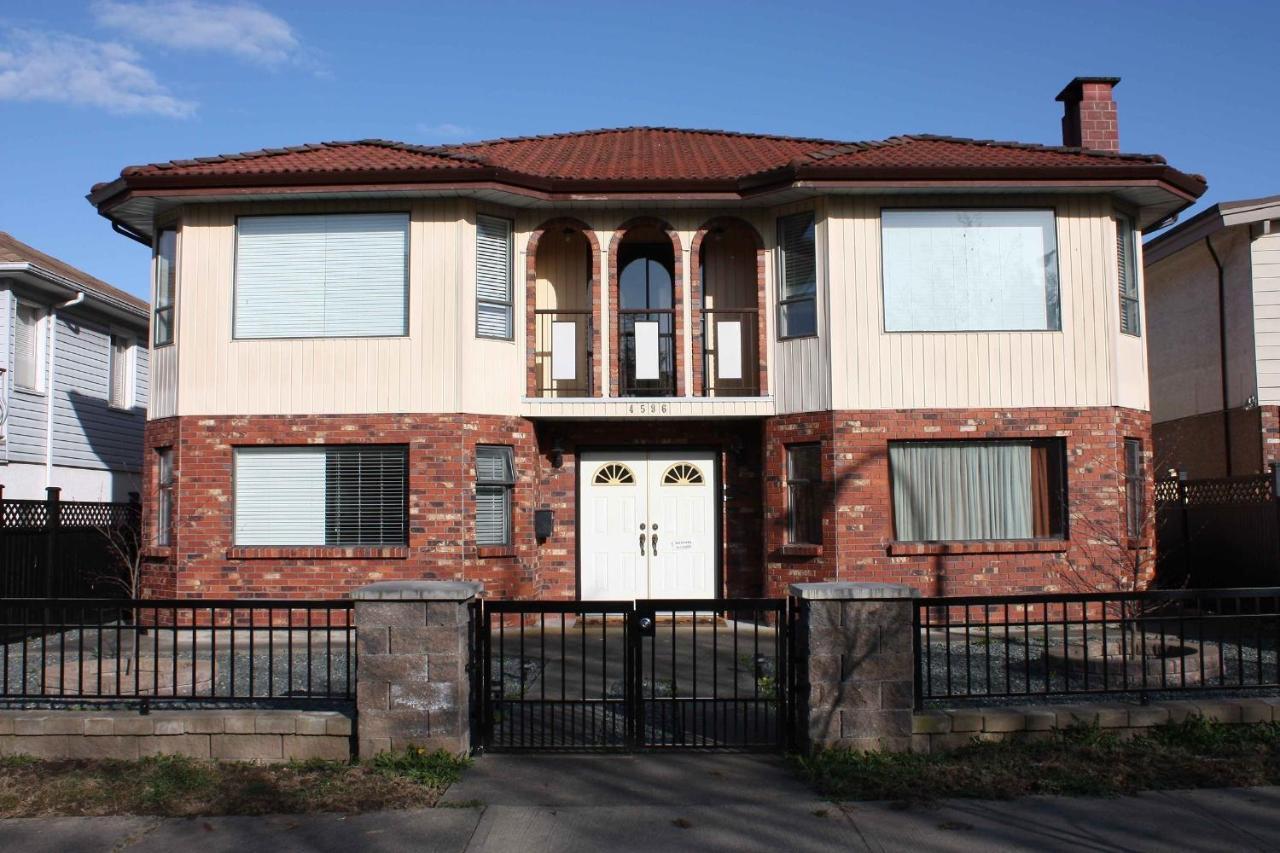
234;213;408;339
475;445;515;546
1117;216;1140;336
154;228;177;347
882;209;1061;332
14;302;44;391
233;446;407;546
109;335;133;409
777;212;817;338
476;214;514;339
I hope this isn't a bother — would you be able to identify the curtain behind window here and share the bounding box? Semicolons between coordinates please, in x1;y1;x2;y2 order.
890;442;1035;541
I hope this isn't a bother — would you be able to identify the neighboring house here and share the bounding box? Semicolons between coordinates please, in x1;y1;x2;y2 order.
0;233;150;501
89;76;1204;601
1144;195;1280;478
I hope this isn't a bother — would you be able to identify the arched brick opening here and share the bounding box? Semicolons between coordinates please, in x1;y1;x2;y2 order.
690;217;767;397
526;218;602;398
608;217;684;397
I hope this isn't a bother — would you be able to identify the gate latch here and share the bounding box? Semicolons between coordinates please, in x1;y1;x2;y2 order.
635;610;657;636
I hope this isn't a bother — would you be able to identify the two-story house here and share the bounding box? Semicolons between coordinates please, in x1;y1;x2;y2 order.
89;77;1204;601
1;233;149;501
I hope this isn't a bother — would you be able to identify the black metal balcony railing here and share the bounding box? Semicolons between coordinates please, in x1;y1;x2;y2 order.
533;310;593;398
619;310;676;397
701;309;759;397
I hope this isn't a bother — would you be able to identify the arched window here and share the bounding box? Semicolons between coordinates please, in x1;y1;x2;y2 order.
618;227;675;396
592;463;636;485
661;463;705;485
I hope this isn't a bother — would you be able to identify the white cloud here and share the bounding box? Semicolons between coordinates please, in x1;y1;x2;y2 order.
417;122;473;141
0;29;195;117
93;0;300;65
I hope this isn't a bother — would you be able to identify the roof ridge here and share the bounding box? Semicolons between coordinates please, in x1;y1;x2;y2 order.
899;133;1167;164
438;125;847;151
121;139;479;175
803;135;920;162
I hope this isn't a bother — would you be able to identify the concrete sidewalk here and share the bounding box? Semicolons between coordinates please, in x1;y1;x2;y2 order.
2;754;1279;851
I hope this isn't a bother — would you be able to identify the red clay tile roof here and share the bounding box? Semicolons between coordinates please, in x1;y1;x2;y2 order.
439;127;838;181
91;126;1206;210
0;232;147;313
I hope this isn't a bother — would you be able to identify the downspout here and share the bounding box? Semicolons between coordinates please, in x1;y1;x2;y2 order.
1205;237;1231;475
44;291;85;488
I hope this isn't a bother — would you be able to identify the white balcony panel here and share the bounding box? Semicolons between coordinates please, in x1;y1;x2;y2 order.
551;320;578;381
715;320;743;380
635;321;660;380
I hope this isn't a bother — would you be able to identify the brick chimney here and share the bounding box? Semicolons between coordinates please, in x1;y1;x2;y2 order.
1056;76;1121;152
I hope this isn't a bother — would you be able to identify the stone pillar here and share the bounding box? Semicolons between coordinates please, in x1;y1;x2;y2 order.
353;581;480;758
792;582;920;753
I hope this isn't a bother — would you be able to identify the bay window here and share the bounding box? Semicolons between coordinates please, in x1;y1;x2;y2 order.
777;212;817;338
475;445;515;547
881;209;1061;332
786;444;823;545
153;228;176;347
890;440;1066;542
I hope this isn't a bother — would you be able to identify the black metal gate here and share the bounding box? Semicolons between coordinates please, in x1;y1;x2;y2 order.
473;598;792;751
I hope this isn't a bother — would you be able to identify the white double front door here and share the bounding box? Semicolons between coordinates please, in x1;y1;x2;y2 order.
579;449;717;600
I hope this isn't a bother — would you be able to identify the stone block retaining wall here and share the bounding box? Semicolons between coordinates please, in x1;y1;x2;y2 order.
913;697;1280;753
0;709;352;762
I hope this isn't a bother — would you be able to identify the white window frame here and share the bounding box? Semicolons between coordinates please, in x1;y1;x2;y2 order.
776;210;818;340
1117;215;1141;337
108;332;135;410
153;227;177;348
13;299;47;394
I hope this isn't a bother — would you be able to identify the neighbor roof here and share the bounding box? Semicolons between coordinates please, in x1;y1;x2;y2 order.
1144;193;1280;264
89;126;1207;237
0;232;148;316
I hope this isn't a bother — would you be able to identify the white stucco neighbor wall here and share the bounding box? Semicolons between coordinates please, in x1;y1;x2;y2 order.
2;460;137;501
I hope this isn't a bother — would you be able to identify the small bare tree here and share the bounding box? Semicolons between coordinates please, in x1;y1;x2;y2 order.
93;499;144;600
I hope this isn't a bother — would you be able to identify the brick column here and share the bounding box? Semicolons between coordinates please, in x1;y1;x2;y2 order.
792;582;920;753
353;581;480;758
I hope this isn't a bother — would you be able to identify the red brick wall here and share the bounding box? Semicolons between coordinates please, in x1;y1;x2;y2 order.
142;414;763;601
763;407;1154;598
144;407;1151;601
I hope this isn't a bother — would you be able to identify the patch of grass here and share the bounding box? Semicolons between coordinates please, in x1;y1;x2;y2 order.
371;747;470;788
795;717;1280;802
0;750;470;818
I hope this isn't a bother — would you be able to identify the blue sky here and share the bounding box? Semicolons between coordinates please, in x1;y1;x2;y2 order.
1;1;1277;300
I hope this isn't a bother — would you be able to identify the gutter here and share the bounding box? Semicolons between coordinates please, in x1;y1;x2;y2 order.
1205;236;1232;476
44;291;85;488
0;262;148;321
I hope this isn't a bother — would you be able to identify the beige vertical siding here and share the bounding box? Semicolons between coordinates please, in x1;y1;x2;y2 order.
163;194;1142;418
1252;229;1280;405
826;194;1145;410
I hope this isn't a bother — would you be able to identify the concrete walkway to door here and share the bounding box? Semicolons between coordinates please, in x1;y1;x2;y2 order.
3;756;1279;851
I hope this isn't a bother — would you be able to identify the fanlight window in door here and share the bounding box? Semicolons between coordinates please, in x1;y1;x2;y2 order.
661;463;705;485
592;463;636;485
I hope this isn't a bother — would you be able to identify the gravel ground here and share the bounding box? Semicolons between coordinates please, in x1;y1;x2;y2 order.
921;626;1280;707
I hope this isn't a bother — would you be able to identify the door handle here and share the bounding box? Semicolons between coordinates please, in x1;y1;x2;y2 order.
651;532;658;555
639;534;646;556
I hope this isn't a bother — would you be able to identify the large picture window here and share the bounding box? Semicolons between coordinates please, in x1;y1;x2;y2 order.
881;209;1061;332
233;446;407;546
234;213;408;339
777;212;817;338
890;440;1066;542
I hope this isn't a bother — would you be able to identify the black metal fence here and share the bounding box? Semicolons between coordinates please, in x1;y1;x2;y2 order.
475;598;791;751
1156;471;1280;588
0;598;354;706
914;587;1280;707
1;487;141;599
